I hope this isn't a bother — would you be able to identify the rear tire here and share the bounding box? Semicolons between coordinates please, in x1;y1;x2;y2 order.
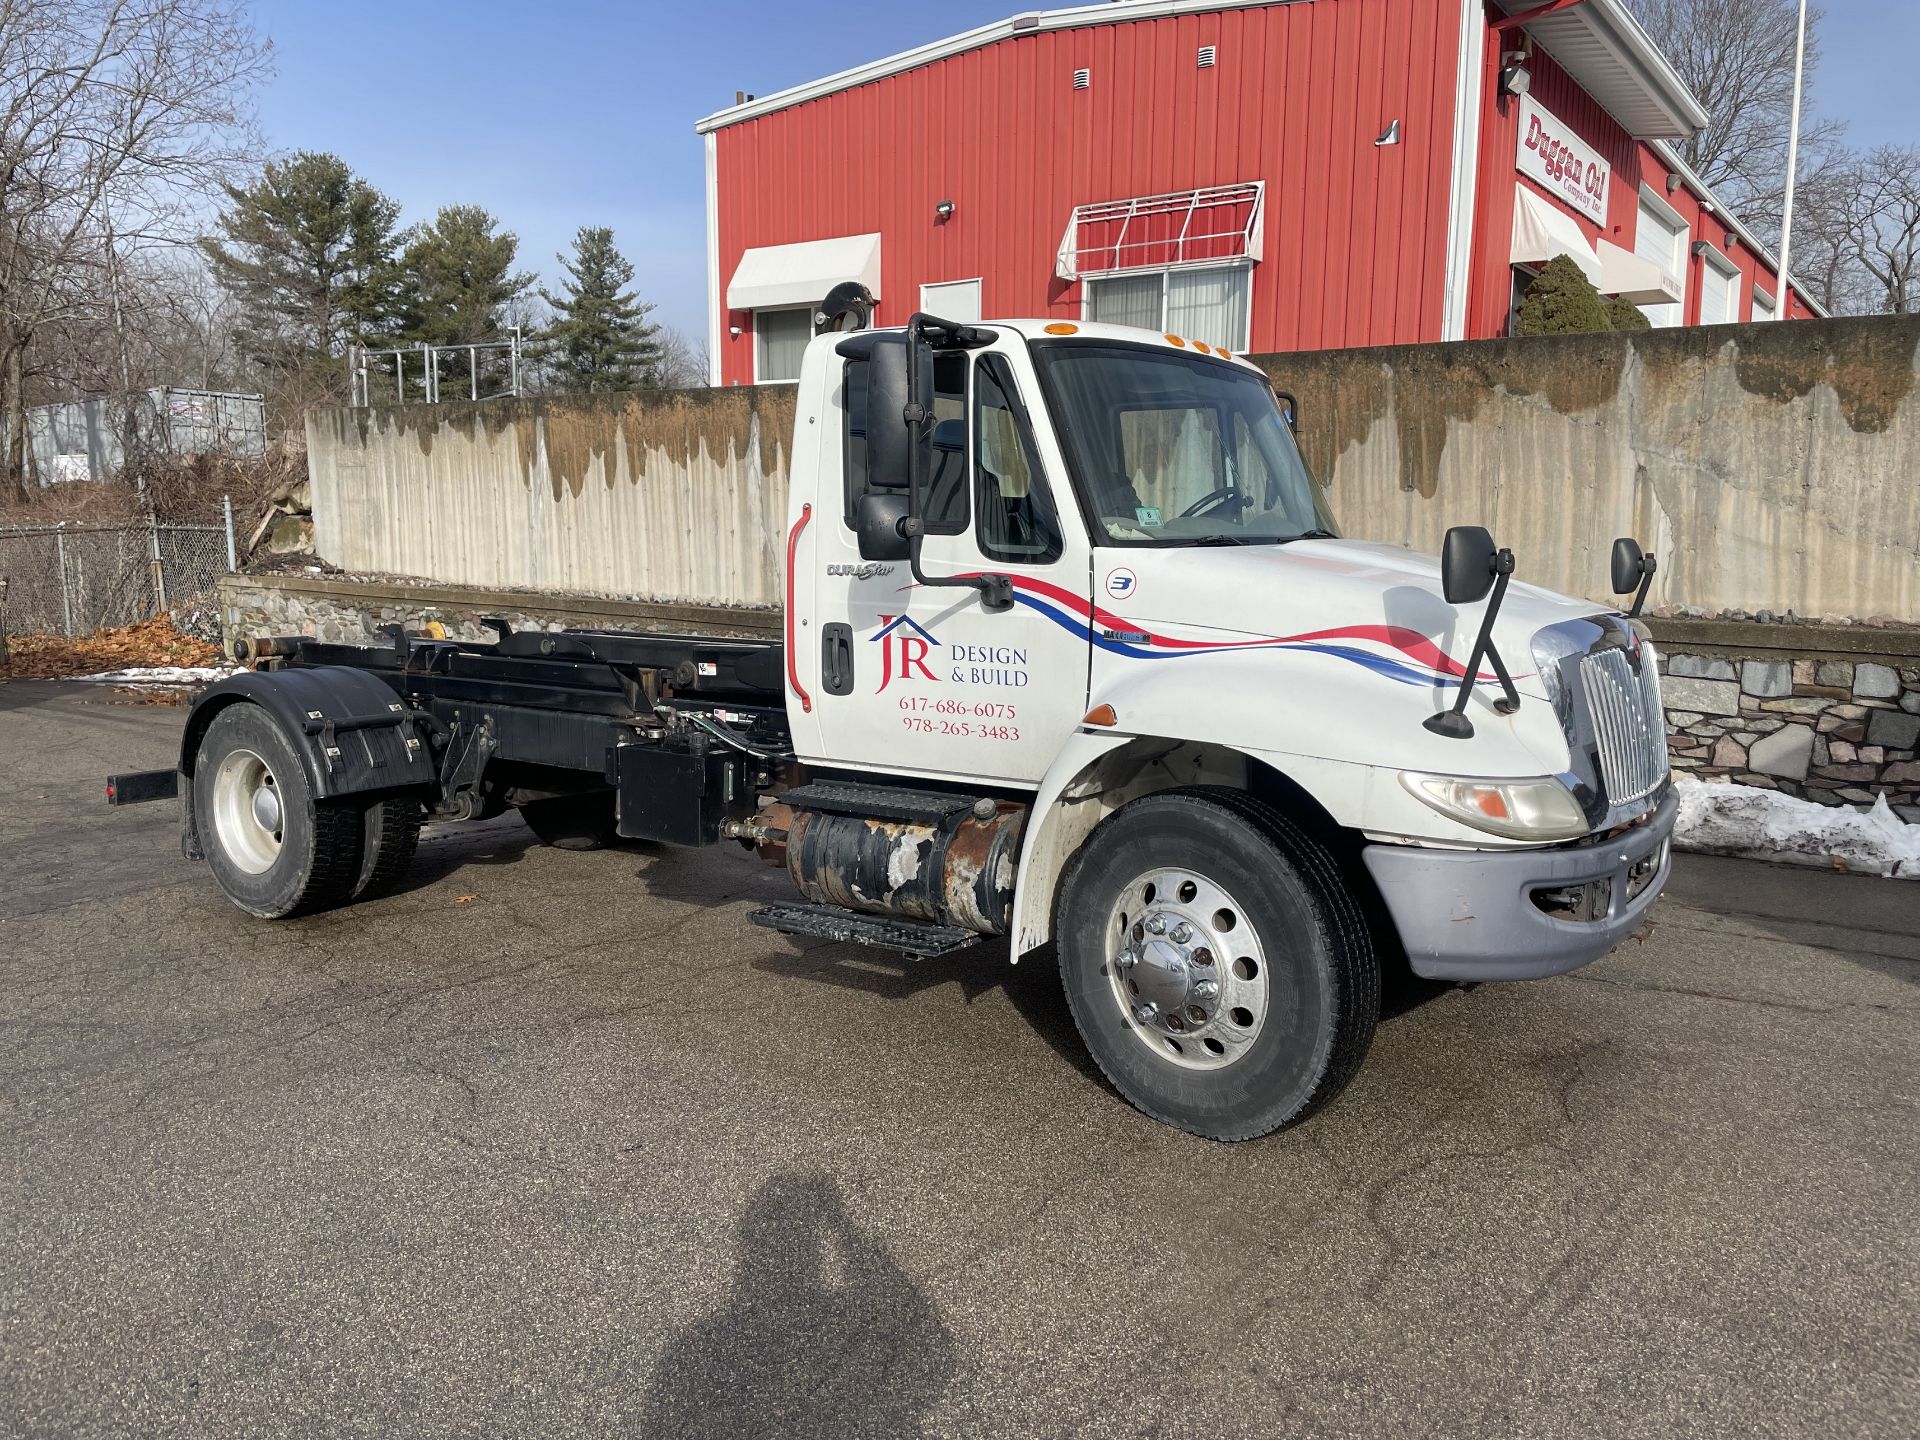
520;791;619;850
353;796;423;900
1056;789;1378;1140
193;704;363;919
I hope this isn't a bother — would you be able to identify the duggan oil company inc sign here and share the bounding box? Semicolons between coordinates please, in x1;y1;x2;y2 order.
1516;95;1609;226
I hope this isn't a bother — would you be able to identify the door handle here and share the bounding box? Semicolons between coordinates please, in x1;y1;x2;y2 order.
821;623;854;696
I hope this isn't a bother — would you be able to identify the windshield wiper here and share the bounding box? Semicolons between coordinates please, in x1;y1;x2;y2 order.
1277;529;1339;543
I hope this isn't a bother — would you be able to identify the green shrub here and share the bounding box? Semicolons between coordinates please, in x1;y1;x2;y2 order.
1513;254;1615;337
1605;296;1653;331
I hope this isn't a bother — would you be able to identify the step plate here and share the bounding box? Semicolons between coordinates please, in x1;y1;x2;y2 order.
779;780;976;826
749;902;979;959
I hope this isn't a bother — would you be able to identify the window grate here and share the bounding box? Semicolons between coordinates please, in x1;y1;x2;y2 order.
1055;181;1265;282
1197;44;1217;67
1072;67;1090;90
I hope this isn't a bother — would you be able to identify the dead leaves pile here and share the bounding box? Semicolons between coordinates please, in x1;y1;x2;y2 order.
0;616;224;680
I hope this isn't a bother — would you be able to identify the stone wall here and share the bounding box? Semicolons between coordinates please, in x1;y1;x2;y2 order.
217;572;780;651
1650;620;1920;820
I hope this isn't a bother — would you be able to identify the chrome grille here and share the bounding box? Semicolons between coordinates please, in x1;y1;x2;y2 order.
1581;647;1667;805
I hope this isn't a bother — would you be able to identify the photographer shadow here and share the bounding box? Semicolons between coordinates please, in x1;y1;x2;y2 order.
640;1172;956;1439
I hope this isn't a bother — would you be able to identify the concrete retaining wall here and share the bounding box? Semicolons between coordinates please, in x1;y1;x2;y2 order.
307;316;1920;625
1257;316;1920;623
307;386;794;607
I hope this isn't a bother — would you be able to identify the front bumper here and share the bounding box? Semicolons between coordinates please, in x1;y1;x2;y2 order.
1362;790;1677;982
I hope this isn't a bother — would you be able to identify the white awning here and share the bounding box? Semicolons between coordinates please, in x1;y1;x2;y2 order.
1511;185;1605;289
725;233;881;311
1596;238;1683;305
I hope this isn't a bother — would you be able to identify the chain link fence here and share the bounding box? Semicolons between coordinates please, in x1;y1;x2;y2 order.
0;506;237;636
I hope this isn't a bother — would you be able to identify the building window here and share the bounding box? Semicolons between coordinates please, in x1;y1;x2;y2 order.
754;307;813;383
1084;263;1250;351
1635;190;1689;328
1698;246;1741;326
1753;288;1778;322
920;278;982;321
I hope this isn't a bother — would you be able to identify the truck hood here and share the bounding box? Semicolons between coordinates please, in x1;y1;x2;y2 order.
1091;539;1609;699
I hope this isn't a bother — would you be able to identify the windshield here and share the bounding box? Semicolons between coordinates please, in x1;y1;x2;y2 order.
1032;342;1338;547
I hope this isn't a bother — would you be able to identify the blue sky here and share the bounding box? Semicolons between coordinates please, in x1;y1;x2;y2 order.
251;1;1916;343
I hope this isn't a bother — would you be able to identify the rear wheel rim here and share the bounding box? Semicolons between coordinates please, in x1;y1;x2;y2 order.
211;747;283;874
1104;867;1270;1071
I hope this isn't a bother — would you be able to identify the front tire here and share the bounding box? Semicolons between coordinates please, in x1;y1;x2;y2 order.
194;704;364;919
1057;790;1378;1140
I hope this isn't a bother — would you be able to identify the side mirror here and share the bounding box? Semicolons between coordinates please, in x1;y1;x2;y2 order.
1610;536;1647;595
1438;525;1499;605
855;491;910;561
1610;535;1658;617
861;333;927;491
1274;389;1300;436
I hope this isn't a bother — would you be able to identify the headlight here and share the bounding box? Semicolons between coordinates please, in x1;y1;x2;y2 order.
1400;772;1590;842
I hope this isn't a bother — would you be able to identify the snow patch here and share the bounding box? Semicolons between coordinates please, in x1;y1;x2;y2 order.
74;665;240;688
1674;776;1920;880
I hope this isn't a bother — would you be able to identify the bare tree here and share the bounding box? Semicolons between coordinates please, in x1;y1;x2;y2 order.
653;326;711;390
1826;147;1920;315
1634;0;1845;246
0;0;269;501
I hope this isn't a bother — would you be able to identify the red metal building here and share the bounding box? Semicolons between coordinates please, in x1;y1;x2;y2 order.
698;0;1820;386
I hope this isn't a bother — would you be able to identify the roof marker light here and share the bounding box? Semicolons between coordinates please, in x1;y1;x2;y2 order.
1044;322;1079;335
1164;334;1186;347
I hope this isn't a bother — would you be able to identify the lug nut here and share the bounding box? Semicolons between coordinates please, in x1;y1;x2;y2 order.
1132;1002;1158;1025
1192;978;1220;1000
1170;922;1192;944
1187;1006;1207;1024
1117;950;1137;970
1145;915;1167;935
1166;1013;1185;1031
1191;947;1214;967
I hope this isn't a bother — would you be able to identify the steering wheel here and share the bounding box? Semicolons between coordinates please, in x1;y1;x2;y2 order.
1179;487;1253;519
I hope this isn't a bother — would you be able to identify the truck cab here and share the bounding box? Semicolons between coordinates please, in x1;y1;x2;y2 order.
787;315;1671;962
134;312;1675;1142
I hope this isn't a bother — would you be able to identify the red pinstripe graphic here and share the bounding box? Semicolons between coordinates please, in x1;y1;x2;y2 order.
960;571;1504;681
785;504;812;713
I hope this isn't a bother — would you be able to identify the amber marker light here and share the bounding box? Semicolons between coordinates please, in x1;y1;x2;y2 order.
1044;322;1079;335
1164;333;1186;346
1082;704;1118;727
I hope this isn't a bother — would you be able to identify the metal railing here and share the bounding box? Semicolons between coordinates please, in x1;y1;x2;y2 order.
349;331;523;407
0;500;237;636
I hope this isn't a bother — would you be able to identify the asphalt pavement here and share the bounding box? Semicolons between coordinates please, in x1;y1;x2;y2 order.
2;678;1915;1438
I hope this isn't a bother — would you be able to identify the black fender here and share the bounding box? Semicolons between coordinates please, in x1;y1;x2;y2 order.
179;668;437;860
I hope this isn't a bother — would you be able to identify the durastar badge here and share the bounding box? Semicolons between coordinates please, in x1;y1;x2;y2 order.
828;562;896;579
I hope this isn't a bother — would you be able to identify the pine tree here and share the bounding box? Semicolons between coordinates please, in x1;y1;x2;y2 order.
200;152;403;366
1513;254;1617;336
532;227;663;393
395;206;533;348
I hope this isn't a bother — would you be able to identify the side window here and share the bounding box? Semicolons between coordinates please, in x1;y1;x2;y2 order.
841;353;969;532
974;355;1063;565
843;359;869;526
922;352;970;535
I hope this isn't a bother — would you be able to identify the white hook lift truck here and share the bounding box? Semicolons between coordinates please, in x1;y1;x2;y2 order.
109;307;1675;1140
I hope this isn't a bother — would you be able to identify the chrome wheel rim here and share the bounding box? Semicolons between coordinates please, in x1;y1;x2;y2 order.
211;747;283;874
1105;867;1269;1070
